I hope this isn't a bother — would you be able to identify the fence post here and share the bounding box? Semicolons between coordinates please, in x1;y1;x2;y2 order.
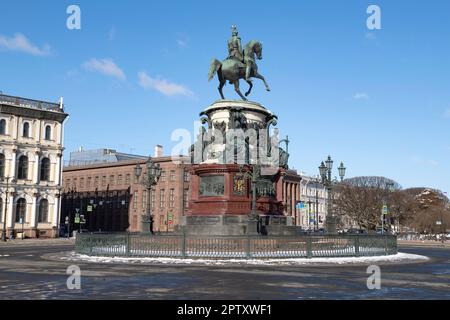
354;235;360;257
246;236;252;259
125;232;131;257
307;236;312;258
182;231;186;258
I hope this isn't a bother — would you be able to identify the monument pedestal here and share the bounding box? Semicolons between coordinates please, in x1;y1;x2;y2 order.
182;99;291;236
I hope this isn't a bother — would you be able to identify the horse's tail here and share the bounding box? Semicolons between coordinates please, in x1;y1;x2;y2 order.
208;59;222;81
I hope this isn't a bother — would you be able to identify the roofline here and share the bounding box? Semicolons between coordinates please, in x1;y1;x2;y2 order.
63;155;190;172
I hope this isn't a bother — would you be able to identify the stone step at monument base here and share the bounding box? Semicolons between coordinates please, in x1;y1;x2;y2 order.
177;214;302;236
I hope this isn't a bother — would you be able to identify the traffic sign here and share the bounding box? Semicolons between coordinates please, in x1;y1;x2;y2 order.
382;205;388;215
75;213;80;224
87;205;93;212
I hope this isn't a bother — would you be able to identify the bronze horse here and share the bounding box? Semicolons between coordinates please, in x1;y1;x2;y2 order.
208;40;270;100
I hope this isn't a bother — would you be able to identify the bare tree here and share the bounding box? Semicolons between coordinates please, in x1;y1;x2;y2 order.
334;176;401;231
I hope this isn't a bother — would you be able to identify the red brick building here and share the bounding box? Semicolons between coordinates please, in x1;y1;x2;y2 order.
62;153;190;233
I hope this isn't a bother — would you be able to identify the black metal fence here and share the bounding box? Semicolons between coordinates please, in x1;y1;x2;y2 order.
75;233;397;259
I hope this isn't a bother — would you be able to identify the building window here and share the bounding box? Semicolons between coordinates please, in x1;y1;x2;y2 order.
183;189;189;209
0;154;5;178
160;214;165;231
0;119;6;135
40;157;51;181
183;171;190;182
132;215;137;230
160;171;166;182
86;177;91;188
117;174;123;185
102;176;107;187
44;125;52;140
169;189;175;208
125;174;130;185
15;198;26;223
151;190;155;210
80;177;85;189
94;176;99;188
17;156;28;180
170;170;176;182
133;191;138;209
109;175;115;186
72;178;77;189
142;191;147;210
159;189;165;209
22;122;30;138
38;199;49;223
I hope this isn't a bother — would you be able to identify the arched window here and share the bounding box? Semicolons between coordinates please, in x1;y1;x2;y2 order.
0;154;5;178
15;198;26;223
22;122;30;137
18;156;28;180
44;125;51;140
0;119;6;135
38;199;48;223
40;158;51;181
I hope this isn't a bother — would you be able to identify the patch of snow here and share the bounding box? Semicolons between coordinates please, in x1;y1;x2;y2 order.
64;252;428;266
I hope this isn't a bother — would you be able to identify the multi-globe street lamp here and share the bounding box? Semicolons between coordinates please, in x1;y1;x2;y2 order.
134;157;161;235
319;156;346;234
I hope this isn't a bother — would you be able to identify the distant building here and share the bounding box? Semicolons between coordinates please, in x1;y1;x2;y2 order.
61;146;190;233
0;93;68;238
298;174;328;230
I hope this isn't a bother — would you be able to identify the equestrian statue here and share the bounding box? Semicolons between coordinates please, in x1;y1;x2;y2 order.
208;25;270;101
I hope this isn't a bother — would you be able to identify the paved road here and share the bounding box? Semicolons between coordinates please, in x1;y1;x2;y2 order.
0;241;448;299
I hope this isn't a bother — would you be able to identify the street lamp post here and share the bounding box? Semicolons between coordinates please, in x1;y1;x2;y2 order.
382;182;394;235
319;156;346;234
135;157;161;235
1;176;10;242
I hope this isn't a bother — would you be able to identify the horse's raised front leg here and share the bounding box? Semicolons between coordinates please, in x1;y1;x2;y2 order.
233;80;247;101
244;80;253;97
254;72;270;91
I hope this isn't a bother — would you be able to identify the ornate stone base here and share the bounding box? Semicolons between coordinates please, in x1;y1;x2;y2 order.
178;214;300;236
187;164;283;216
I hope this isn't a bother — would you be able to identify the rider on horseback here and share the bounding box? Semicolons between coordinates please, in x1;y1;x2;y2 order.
227;25;255;82
227;25;243;62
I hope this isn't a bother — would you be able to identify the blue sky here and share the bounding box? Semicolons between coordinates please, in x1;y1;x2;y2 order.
0;0;449;193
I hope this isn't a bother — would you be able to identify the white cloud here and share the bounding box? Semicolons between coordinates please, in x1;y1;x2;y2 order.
138;71;193;97
444;108;450;119
352;93;369;100
108;27;116;41
0;33;50;56
177;39;188;48
176;34;189;48
411;156;438;167
365;32;377;41
82;58;126;80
